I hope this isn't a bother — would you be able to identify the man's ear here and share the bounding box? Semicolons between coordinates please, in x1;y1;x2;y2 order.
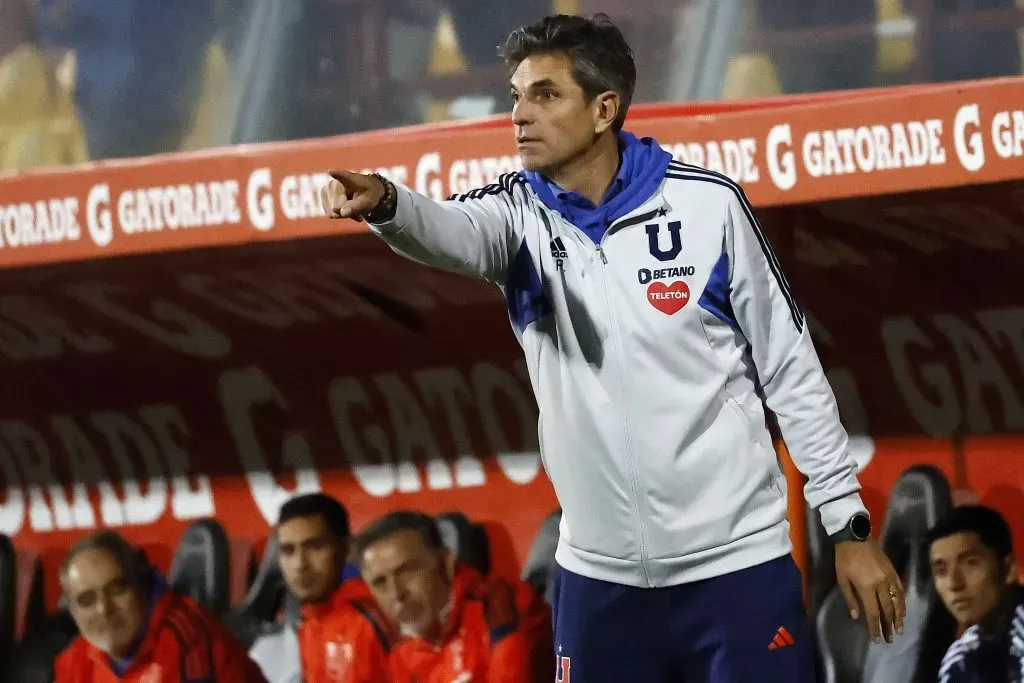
1003;554;1019;585
593;91;621;135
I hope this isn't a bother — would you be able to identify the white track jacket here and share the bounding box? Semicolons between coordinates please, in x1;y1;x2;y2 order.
366;132;867;588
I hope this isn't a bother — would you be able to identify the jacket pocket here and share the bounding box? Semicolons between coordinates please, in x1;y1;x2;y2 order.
725;396;785;499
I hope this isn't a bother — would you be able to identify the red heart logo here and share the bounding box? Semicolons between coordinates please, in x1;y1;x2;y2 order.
647;281;690;315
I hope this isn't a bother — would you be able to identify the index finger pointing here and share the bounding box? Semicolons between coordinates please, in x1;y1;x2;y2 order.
328;168;357;185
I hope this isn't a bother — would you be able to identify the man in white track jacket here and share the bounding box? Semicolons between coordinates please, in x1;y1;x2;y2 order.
321;13;905;683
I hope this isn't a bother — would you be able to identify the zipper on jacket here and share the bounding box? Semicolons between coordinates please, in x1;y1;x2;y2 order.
594;222;652;587
554;210;657;584
606;207;663;239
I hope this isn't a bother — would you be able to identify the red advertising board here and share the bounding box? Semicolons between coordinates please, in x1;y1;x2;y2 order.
1;78;1021;269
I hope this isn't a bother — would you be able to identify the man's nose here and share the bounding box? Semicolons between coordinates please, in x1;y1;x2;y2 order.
95;595;112;617
390;576;411;603
512;100;533;126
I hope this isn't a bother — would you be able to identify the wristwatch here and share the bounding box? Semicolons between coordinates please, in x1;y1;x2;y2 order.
829;512;872;543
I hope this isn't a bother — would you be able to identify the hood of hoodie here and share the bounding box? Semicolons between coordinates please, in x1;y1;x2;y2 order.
523;130;672;244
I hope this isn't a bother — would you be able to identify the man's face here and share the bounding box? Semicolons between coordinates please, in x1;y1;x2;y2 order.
510;52;616;175
63;548;145;657
930;531;1015;627
360;530;454;639
278;514;344;603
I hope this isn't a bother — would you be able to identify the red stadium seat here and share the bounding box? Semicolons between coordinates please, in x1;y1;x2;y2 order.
168;519;231;616
855;438;958;525
437;511;491;576
221;535;286;650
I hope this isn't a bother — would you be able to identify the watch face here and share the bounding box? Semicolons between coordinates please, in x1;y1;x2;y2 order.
851;514;872;540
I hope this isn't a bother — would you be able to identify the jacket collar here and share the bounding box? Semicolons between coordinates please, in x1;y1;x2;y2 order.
400;564;483;646
300;575;372;622
977;584;1024;640
522;130;673;244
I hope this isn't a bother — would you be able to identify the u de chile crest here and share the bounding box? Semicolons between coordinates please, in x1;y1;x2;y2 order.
642;220;692;316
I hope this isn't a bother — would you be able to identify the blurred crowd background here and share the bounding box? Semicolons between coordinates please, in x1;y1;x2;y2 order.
0;0;1022;174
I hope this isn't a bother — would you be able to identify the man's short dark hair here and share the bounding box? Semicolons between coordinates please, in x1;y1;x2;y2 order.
499;14;636;131
353;511;445;565
60;531;149;597
278;493;350;540
927;505;1013;560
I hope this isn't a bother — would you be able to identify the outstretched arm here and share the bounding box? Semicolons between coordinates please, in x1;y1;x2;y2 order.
322;171;526;284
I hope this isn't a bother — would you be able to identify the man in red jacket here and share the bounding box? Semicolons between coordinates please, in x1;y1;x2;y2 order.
55;531;266;683
355;511;554;683
276;492;392;682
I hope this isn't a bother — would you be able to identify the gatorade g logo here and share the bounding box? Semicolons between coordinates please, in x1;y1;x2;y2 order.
646;221;682;262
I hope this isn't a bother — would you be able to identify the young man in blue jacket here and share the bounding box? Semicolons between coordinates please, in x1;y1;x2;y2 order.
930;505;1023;682
321;14;904;682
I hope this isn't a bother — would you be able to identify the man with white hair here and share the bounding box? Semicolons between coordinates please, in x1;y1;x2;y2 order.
55;531;267;683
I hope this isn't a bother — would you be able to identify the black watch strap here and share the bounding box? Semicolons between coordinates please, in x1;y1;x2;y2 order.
830;512;872;543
